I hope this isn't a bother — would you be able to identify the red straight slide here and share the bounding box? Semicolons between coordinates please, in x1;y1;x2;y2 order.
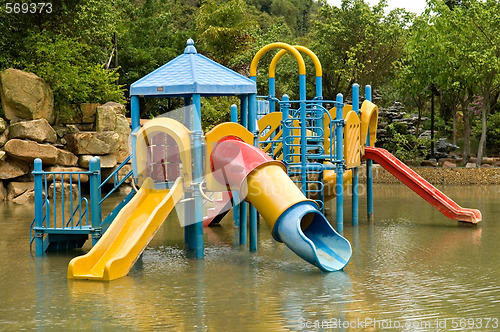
363;147;482;223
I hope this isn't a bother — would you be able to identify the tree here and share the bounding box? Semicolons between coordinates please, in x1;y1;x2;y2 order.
310;0;412;99
196;0;258;66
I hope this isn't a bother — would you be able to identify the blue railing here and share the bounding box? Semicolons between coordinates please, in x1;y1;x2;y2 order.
31;155;133;256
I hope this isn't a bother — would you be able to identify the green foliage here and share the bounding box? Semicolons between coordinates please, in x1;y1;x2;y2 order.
196;0;258;65
20;33;125;121
201;97;239;131
311;0;413;99
473;111;500;153
383;123;430;162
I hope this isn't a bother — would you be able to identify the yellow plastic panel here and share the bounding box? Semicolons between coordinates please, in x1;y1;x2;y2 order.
205;122;254;191
68;177;184;281
324;104;353;153
135;118;192;186
323;168;353;201
257;112;300;162
344;111;361;168
360;100;379;152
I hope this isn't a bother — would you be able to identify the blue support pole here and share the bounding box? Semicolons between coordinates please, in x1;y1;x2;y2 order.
282;94;290;164
299;74;307;195
131;96;140;131
89;157;102;245
240;201;247;245
248;92;258;252
352;83;360;226
335;94;344;233
269;77;276;113
240;96;248;129
190;94;204;258
365;85;374;222
34;158;44;256
230;104;238;123
184;97;192;244
315;76;323;138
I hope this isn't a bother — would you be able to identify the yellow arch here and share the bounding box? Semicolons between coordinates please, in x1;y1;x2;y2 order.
135;118;192;187
250;42;306;77
269;45;322;78
360;100;379;153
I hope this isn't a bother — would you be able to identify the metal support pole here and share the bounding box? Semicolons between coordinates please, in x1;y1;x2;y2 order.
352;83;359;226
365;85;374;222
190;94;204;258
269;77;275;113
335;94;344;233
89;157;102;245
34;158;44;256
240;201;247;245
249;92;258;252
184;97;192;244
230;104;238;123
299;74;307;195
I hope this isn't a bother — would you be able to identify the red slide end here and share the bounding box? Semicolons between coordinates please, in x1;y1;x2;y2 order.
363;147;481;223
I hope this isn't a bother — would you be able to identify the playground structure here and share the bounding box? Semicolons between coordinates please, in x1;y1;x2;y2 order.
31;40;481;281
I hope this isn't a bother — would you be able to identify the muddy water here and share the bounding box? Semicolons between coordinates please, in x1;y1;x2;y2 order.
0;184;498;331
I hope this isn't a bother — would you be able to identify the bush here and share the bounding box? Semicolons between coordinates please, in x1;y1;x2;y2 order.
383;122;430;162
22;33;125;121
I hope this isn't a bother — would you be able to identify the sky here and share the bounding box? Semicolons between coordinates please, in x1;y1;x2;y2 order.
327;0;428;15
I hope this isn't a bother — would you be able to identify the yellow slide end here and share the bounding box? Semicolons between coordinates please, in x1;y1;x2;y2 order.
68;177;184;281
323;169;353;201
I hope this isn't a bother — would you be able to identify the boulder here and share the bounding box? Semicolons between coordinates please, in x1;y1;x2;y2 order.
4;139;77;166
99;154;117;169
0;151;5;161
442;161;457;168
0;181;6;201
54;124;80;138
101;164;132;185
0;129;9;147
0;157;29;179
421;160;438;167
47;183;79;200
101;102;126;116
0;68;55;124
95;105;116;131
79;103;100;123
115;114;130;135
8;118;57;143
12;190;35;204
0;117;7;134
65;132;112;155
44;166;89;183
6;181;34;201
465;162;477;168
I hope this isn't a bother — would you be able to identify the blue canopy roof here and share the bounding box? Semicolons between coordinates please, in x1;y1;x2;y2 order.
130;39;256;97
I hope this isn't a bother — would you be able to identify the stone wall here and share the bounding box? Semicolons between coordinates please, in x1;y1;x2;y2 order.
0;68;131;204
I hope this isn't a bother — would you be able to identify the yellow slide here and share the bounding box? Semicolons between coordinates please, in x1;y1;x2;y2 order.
68;177;184;281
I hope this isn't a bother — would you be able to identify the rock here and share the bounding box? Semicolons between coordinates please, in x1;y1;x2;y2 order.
0;129;8;147
494;162;500;168
54;124;80;138
0;68;55;124
443;161;457;168
65;132;112;155
465;162;477;168
118;185;132;195
101;102;126;116
0;151;5;161
12;190;35;204
421;159;438;167
0;158;29;179
114;114;130;135
44;166;89;183
101;164;132;185
0;181;6;201
8;118;57;143
481;157;495;165
77;155;92;168
95;105;117;131
481;163;491;168
99;154;117;168
6;181;34;201
47;183;79;200
4;139;77;166
79;103;100;123
0;117;7;134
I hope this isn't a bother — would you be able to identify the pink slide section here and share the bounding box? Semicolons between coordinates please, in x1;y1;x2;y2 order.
364;147;482;223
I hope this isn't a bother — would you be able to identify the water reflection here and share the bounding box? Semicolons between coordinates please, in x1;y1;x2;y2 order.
1;185;499;330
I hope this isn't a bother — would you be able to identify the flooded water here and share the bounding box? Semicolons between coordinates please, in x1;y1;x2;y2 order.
1;184;499;331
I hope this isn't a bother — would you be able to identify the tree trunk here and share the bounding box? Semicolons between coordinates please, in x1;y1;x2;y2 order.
462;101;471;164
452;108;457;146
476;91;490;166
